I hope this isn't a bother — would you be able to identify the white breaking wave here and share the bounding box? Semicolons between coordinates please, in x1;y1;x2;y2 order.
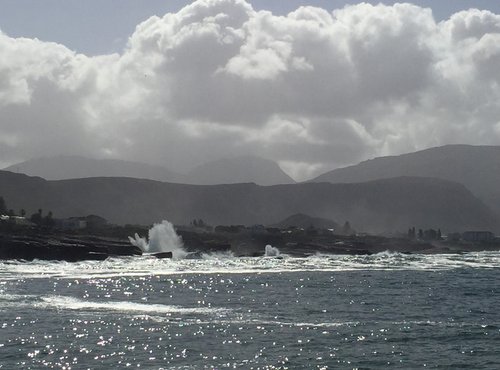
129;220;187;259
33;295;228;315
0;251;500;281
170;318;360;328
264;245;280;257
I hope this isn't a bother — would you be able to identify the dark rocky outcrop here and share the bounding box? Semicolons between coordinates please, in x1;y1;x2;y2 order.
230;232;435;257
151;252;173;259
178;229;232;253
0;233;142;262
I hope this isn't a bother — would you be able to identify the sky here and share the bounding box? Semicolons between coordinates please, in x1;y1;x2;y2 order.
0;0;499;180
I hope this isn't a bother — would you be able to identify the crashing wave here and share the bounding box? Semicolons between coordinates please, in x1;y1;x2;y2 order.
129;220;187;259
265;244;280;257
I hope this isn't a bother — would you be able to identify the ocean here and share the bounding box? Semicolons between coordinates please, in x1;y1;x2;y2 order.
1;252;499;369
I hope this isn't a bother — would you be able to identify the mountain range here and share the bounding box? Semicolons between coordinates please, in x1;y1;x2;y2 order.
0;171;497;233
312;145;500;216
3;156;185;183
4;155;294;186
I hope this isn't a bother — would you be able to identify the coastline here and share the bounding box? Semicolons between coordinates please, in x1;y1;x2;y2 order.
1;226;499;262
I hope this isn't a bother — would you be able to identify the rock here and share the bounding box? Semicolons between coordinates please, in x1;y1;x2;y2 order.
0;239;108;262
151;252;173;259
0;232;141;262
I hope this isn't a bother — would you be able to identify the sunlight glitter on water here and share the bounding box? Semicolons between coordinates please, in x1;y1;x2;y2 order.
1;252;499;369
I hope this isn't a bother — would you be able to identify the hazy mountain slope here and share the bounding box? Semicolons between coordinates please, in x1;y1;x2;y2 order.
272;213;339;230
4;155;295;186
3;156;186;183
186;156;295;185
312;145;500;214
0;171;497;233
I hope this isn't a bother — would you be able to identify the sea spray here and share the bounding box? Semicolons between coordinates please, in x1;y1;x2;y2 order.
129;234;148;251
129;220;187;259
265;244;280;257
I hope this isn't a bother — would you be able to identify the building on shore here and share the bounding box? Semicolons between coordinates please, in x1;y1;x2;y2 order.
0;215;34;227
462;231;495;243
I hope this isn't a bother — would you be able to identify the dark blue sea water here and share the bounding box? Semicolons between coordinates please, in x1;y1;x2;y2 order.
1;252;499;369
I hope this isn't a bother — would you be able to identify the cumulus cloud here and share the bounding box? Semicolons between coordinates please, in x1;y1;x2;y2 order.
0;0;499;179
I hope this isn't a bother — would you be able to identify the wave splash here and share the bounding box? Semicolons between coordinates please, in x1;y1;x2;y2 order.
129;220;187;259
265;244;280;257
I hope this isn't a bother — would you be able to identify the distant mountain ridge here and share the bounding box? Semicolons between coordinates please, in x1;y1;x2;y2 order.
186;156;295;185
3;156;186;183
312;145;500;215
0;171;497;233
4;155;295;186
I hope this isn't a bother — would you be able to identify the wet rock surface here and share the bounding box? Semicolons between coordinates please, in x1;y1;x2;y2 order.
0;233;142;262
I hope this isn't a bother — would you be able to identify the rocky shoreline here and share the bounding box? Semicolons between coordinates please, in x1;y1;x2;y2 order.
0;233;142;262
1;228;499;262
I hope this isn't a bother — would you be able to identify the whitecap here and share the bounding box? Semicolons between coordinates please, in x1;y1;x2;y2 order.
34;295;229;315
